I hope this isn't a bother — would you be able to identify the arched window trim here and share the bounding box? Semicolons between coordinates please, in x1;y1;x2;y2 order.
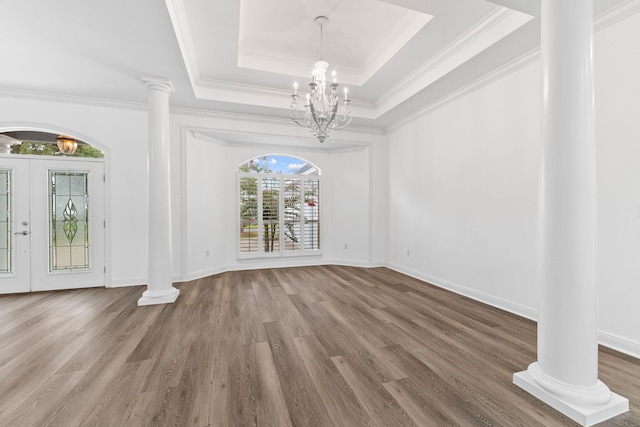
237;155;321;259
237;153;321;176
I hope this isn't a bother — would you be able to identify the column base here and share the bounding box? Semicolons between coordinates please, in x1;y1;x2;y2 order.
514;365;628;426
138;287;180;306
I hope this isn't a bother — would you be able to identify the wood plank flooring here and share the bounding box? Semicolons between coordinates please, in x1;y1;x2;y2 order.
0;265;639;426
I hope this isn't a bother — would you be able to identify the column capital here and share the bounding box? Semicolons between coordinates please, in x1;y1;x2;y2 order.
0;134;19;154
140;76;174;95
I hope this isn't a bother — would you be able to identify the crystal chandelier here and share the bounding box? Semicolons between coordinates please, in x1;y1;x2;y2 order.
289;16;352;143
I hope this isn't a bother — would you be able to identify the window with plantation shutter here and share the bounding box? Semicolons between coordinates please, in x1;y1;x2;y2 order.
238;156;321;258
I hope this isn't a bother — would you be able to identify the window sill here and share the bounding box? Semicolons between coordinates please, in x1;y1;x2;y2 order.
237;250;322;261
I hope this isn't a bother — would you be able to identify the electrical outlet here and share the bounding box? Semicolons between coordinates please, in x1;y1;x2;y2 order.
406;249;410;256
205;250;210;257
344;244;348;250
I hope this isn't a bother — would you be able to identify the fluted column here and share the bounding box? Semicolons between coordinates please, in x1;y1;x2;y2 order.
138;76;180;306
513;1;627;425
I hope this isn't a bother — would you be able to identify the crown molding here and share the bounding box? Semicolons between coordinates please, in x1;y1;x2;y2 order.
357;13;433;87
0;87;148;111
385;0;640;133
187;126;371;152
236;10;431;87
164;0;201;87
191;78;379;119
385;47;540;133
166;2;531;121
594;0;640;31
375;6;534;117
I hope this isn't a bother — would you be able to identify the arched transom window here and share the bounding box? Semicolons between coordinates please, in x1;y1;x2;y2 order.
238;155;320;257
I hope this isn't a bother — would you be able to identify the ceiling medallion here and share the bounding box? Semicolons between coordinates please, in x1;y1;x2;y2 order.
289;16;352;143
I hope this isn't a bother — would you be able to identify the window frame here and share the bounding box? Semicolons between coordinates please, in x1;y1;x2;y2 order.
237;171;322;259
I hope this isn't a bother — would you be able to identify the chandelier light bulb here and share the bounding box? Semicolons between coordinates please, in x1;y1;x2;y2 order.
294;82;298;95
332;70;336;83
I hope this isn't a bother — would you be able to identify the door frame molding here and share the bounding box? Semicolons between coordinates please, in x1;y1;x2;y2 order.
0;122;111;288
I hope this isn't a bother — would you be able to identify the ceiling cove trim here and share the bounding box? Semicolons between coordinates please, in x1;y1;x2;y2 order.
385;0;640;133
193;79;379;120
0;88;148;111
165;2;530;121
594;0;640;31
171;105;383;137
356;12;433;87
165;0;201;91
237;12;432;87
385;48;540;133
374;6;534;118
187;127;372;152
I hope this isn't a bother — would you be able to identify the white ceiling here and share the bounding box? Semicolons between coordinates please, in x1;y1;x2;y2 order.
0;0;630;136
236;0;433;87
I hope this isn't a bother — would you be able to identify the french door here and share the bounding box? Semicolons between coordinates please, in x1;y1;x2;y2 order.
0;156;105;294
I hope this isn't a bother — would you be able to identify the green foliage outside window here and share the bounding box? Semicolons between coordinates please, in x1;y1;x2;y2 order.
10;142;104;158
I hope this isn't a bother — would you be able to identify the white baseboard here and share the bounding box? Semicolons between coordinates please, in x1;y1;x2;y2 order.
228;257;329;272
107;277;146;288
180;266;228;282
176;258;385;283
384;261;538;321
329;258;385;268
384;261;640;360
599;330;640;359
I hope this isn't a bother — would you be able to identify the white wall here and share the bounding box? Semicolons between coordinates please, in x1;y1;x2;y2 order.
385;12;640;357
182;131;229;278
326;147;372;266
594;11;640;350
173;110;383;279
370;138;389;264
0;93;150;287
386;62;541;316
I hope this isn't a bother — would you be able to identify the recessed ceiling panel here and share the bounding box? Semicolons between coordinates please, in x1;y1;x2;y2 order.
237;0;432;86
166;0;535;122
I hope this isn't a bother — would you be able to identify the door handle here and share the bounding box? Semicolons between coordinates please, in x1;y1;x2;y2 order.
14;231;29;235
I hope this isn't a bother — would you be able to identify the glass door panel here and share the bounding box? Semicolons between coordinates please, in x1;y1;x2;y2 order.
0;156;105;294
0;158;31;294
30;158;105;292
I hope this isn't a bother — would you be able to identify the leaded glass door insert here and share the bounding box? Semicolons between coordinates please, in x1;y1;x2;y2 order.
0;170;12;273
49;171;90;271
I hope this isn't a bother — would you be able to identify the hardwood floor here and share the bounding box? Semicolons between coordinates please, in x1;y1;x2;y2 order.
0;265;638;426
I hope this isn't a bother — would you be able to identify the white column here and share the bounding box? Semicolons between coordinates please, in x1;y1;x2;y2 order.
0;135;18;154
513;1;628;425
138;76;180;306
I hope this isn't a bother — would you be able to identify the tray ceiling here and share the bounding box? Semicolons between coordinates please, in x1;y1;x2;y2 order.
167;0;533;120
